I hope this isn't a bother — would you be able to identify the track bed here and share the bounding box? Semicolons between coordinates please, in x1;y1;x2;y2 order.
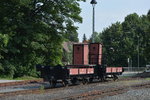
1;76;150;100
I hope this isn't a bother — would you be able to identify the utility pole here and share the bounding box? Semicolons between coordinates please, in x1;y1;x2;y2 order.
90;0;97;43
137;35;139;73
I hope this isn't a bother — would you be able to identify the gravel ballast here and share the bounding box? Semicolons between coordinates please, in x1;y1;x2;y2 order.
1;78;150;100
98;88;150;100
0;80;22;83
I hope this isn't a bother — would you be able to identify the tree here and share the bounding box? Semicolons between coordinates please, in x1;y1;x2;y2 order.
82;34;87;42
121;13;141;67
89;32;100;43
143;10;150;64
99;12;150;67
101;22;124;66
147;9;150;15
0;0;85;77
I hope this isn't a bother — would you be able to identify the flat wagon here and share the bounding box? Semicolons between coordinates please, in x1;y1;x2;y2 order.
36;43;124;87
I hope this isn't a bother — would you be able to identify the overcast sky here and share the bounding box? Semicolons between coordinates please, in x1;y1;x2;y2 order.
76;0;150;42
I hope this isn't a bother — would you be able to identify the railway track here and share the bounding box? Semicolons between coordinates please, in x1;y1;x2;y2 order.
0;77;134;87
0;77;146;98
0;79;43;87
56;82;150;100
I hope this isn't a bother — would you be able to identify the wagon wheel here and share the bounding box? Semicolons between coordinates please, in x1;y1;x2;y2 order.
49;79;56;88
103;75;107;81
62;80;69;87
82;78;88;85
71;78;77;85
113;75;118;81
89;78;93;83
100;74;106;82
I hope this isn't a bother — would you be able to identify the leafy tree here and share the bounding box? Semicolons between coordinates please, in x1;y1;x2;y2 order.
121;13;141;67
101;22;124;66
148;9;150;15
0;0;85;77
62;42;73;65
90;32;100;43
143;10;150;64
82;33;87;42
98;11;150;67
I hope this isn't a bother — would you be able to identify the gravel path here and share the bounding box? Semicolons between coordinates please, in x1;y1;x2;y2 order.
97;88;150;100
0;80;22;83
1;78;150;100
0;82;49;93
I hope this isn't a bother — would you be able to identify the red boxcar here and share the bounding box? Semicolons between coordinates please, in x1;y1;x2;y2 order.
89;43;102;65
73;44;89;65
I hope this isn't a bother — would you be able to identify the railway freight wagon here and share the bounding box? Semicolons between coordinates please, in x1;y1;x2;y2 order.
36;43;124;87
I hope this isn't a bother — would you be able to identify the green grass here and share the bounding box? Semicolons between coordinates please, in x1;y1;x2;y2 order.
14;76;39;80
0;77;13;80
0;76;40;80
145;78;150;80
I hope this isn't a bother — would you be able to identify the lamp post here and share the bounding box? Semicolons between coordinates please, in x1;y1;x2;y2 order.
137;35;139;73
128;58;130;71
90;0;97;43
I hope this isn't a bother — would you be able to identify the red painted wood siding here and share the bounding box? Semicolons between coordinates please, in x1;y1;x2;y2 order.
89;43;102;65
73;44;89;65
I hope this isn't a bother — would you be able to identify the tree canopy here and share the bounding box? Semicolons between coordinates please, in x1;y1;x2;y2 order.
82;33;87;42
95;11;150;67
0;0;85;78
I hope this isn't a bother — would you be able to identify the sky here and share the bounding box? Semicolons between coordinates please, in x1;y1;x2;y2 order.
76;0;150;42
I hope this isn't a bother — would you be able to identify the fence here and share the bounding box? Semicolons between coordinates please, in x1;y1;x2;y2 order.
123;67;146;72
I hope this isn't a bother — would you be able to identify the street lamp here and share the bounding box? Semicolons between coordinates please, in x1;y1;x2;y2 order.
137;35;139;73
90;0;97;43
